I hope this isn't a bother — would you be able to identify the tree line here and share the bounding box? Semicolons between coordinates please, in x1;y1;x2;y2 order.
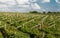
29;11;60;14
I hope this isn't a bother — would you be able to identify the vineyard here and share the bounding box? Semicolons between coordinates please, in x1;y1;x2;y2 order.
0;12;60;38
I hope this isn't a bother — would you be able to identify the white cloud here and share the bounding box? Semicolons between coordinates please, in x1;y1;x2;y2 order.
31;3;41;9
42;0;50;3
17;5;29;8
0;0;37;4
0;0;30;4
0;0;14;2
14;0;37;4
0;4;7;8
0;0;41;12
16;0;29;4
55;0;60;4
7;1;15;5
0;0;15;5
30;0;37;2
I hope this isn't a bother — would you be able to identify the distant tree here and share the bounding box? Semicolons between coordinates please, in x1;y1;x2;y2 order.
48;11;51;14
57;12;59;13
53;12;57;14
43;11;46;14
30;11;38;13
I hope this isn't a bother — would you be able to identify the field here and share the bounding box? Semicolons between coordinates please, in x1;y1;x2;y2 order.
0;12;60;38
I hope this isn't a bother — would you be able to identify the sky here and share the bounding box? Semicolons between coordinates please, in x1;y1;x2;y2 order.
0;0;60;12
